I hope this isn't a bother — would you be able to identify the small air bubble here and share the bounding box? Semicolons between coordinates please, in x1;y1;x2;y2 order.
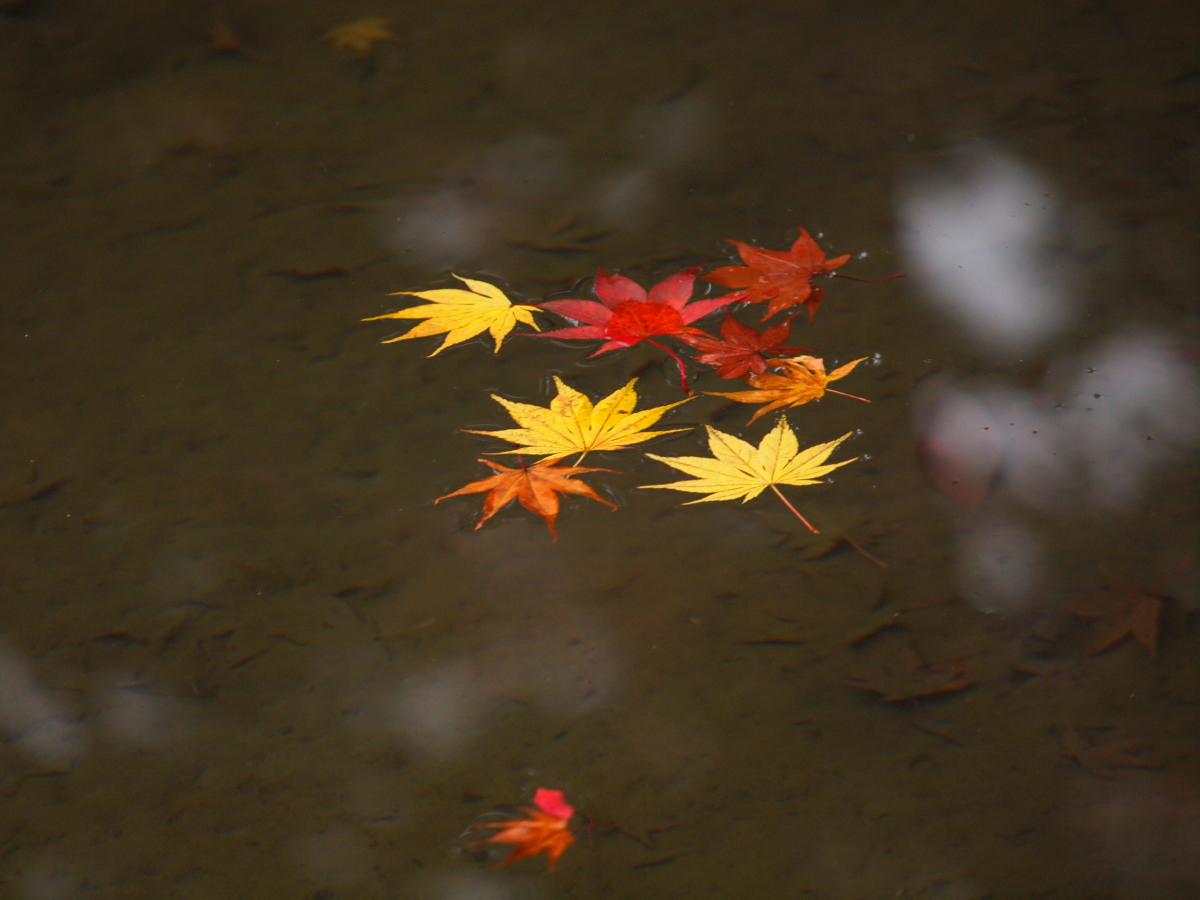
870;352;883;365
861;453;873;461
858;251;869;259
854;428;864;436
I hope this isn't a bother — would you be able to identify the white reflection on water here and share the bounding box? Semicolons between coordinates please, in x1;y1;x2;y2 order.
414;870;514;900
902;145;1198;614
955;513;1045;614
899;147;1076;358
348;593;622;760
925;330;1198;513
919;329;1198;612
0;643;86;766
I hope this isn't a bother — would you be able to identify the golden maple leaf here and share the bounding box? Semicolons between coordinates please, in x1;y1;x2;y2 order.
467;376;692;462
323;17;397;56
643;416;855;532
363;275;541;356
707;355;870;423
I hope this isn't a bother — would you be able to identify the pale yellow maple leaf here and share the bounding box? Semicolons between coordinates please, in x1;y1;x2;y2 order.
467;377;692;461
643;416;855;532
706;355;870;423
323;17;397;56
363;275;541;356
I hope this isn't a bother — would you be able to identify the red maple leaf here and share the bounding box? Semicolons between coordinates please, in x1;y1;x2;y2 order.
677;310;810;380
538;268;738;392
704;228;852;322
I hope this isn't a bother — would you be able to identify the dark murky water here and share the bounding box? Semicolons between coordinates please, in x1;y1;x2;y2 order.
1;1;1197;897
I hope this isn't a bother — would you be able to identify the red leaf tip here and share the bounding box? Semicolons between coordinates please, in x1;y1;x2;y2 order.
533;787;574;820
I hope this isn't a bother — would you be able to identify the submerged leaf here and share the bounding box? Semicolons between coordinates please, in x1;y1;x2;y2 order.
323;17;397;55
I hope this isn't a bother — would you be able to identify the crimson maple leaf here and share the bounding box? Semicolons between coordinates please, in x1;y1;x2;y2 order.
704;228;851;321
676;311;809;380
538;268;738;392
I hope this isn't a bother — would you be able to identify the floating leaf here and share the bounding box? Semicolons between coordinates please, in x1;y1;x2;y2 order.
473;787;577;871
364;275;541;356
643;416;855;532
468;376;692;461
704;228;851;321
707;355;870;423
538;268;737;391
676;311;809;380
436;458;615;539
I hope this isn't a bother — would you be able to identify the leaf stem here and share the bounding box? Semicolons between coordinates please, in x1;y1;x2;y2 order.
827;388;871;403
768;484;818;533
644;337;690;394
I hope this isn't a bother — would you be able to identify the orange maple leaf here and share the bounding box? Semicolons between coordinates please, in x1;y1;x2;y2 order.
1064;568;1162;659
706;355;870;423
474;788;577;871
704;228;852;321
436;458;616;540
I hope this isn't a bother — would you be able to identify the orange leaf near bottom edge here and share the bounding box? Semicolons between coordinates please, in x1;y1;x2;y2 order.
474;788;577;871
436;458;617;540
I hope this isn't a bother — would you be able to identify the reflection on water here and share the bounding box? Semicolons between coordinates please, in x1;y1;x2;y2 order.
1;1;1197;898
899;146;1078;357
917;327;1199;613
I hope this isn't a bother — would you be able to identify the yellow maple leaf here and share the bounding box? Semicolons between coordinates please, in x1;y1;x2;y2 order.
363;275;541;356
706;355;870;423
467;377;692;462
643;416;855;533
323;17;397;56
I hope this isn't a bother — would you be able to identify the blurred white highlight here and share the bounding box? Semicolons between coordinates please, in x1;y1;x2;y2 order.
956;514;1045;614
899;147;1075;357
0;643;86;766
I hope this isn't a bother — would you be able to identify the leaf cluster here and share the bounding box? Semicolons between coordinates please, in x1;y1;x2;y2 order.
362;225;900;539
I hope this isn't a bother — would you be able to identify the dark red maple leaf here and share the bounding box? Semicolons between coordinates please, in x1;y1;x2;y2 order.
538;268;737;392
704;228;851;322
677;310;809;380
